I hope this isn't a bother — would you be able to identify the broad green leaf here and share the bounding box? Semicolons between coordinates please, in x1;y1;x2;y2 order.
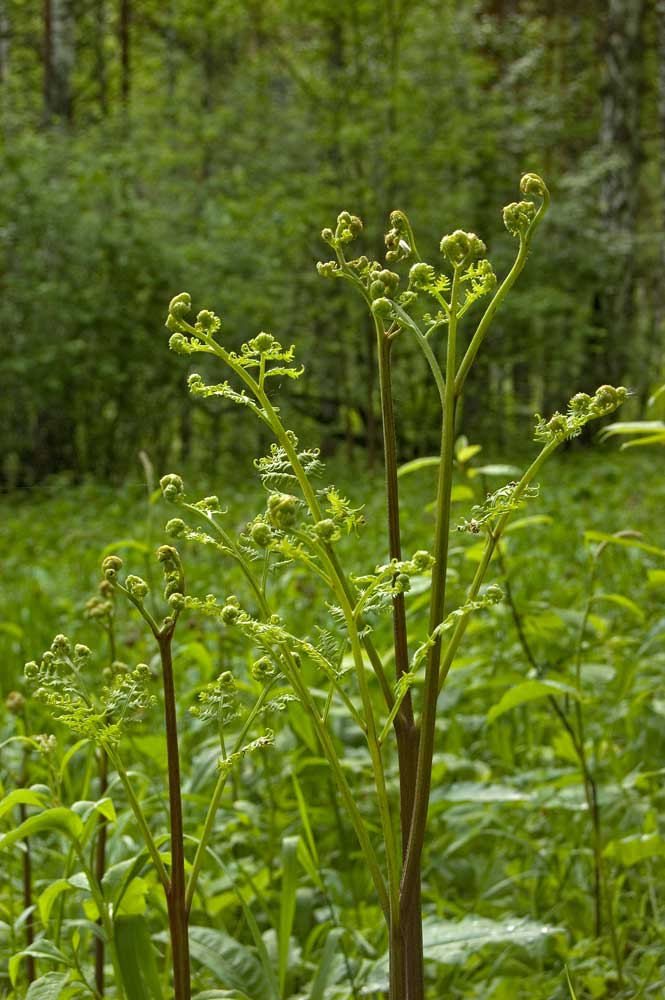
471;463;522;477
505;514;553;532
647;569;665;589
72;797;117;823
523;610;567;639
616;432;665;449
0;788;49;822
431;782;530;804
648;383;665;407
193;993;250;999
188;926;274;1000
100;539;151;557
451;484;474;502
38;880;74;926
487;680;581;724
10;940;72;986
396;456;439;478
369;915;561;975
0;621;24;639
0;808;83;852
552;731;579;766
456;443;482;464
584;530;665;559
213;856;280;1000
604;832;665;866
58;739;90;782
103;858;149;904
310;927;344;1000
116;877;150;917
115;915;163;1000
25;972;70;999
590;593;645;622
279;835;299;996
422;914;561;964
600;420;664;439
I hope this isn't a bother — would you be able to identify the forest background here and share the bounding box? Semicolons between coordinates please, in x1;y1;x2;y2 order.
1;0;663;488
2;4;665;998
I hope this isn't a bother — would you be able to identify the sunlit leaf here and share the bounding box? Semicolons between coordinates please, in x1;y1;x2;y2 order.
0;808;83;852
115;915;163;1000
604;832;665;866
487;680;581;724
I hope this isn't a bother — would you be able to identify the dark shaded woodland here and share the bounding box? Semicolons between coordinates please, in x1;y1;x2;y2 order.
0;0;663;485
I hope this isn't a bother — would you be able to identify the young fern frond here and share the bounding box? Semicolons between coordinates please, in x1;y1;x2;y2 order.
25;638;154;748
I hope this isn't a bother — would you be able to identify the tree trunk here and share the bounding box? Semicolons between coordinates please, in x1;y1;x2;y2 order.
94;0;108;115
0;0;9;87
655;1;665;350
596;0;645;387
43;0;74;121
119;0;130;104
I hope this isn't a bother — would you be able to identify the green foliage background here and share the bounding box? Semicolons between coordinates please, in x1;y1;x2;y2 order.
1;0;663;486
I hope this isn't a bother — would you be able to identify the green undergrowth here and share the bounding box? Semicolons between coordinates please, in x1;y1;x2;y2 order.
1;444;665;998
1;447;662;696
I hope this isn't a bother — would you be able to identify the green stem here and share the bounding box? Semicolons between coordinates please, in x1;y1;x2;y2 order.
375;313;422;998
455;195;549;397
401;266;460;917
437;438;560;696
391;303;446;413
74;846;125;998
157;629;191;1000
182;502;267;611
280;653;391;920
108;750;171;889
185;681;275;913
94;746;109;996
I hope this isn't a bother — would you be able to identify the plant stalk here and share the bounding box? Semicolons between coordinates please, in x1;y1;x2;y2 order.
401;269;460;943
375;319;423;998
94;746;109;995
158;629;191;1000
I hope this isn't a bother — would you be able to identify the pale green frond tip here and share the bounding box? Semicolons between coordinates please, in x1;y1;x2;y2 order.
371;296;393;319
220;598;241;625
320;211;363;250
160;473;185;503
440;231;486;268
369;269;399;302
267;492;299;530
252;331;274;353
51;634;71;655
169;332;192;354
157;545;184;599
503;200;537;238
534;385;628;443
409;262;435;289
520;172;549;200
165;517;187;538
316;260;337;278
167;292;191;320
125;575;149;602
102;554;123;581
250;520;274;547
385;210;414;263
313;518;339;542
251;656;276;682
195;309;220;334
